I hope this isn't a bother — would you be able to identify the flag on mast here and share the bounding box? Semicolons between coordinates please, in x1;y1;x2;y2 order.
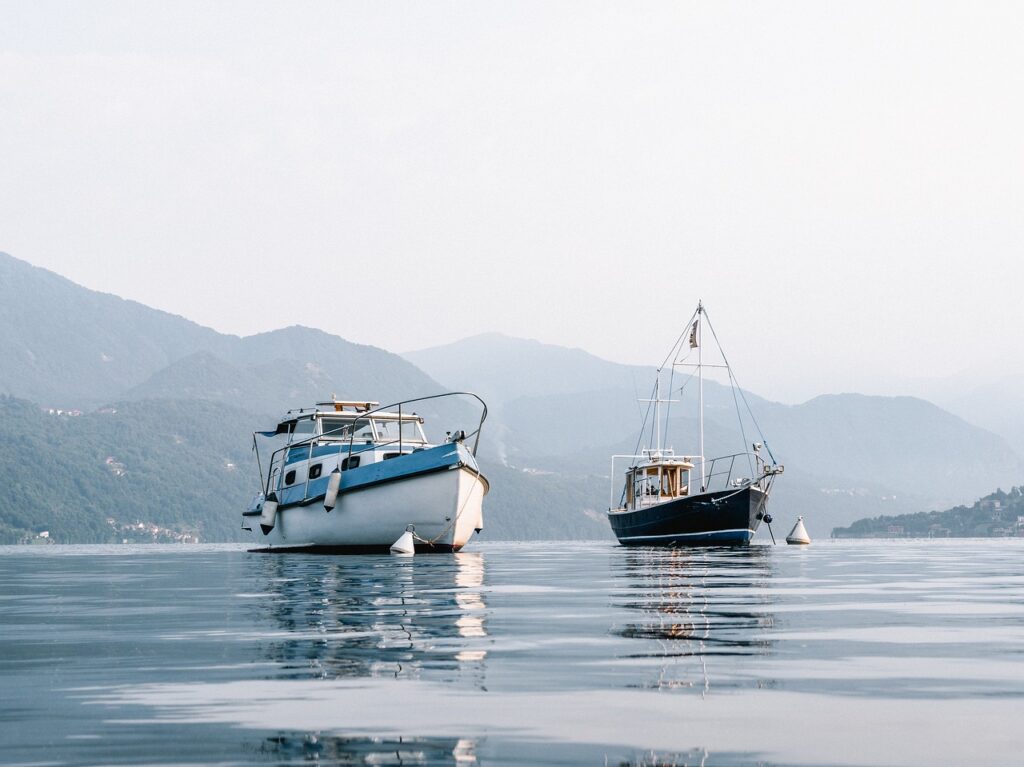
689;319;699;349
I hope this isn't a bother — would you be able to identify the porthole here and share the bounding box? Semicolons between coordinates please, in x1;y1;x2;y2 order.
341;455;361;470
309;463;322;480
285;470;296;485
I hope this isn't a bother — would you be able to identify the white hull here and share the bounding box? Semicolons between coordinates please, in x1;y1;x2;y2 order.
244;466;487;552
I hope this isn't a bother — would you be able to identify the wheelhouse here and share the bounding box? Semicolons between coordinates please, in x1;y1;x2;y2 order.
254;397;472;504
273;400;428;448
622;450;695;511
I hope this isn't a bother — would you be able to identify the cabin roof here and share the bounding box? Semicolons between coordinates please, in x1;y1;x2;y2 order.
315;399;379;412
269;401;424;434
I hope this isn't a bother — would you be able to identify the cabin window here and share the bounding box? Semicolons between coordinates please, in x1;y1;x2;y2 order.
400;420;426;443
320;419;352;439
383;452;401;460
284;470;297;485
290;419;315;443
341;455;361;470
375;420;397;442
308;463;322;480
374;419;426;444
351;421;375;442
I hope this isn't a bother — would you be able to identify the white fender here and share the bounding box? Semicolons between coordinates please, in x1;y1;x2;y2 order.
260;493;279;535
323;468;341;511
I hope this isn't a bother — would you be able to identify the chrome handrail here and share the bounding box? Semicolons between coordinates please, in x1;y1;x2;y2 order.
344;391;487;459
258;391;488;497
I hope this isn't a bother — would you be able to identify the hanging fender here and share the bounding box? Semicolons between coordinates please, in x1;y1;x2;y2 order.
260;492;279;535
323;468;342;511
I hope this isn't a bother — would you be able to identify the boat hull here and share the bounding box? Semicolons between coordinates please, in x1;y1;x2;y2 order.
243;465;487;553
608;486;768;546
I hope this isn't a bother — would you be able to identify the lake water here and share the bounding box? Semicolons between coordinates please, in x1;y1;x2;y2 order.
2;539;1022;766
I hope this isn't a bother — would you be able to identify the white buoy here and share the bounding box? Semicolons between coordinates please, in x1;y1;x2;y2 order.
259;493;279;535
323;468;341;511
786;516;811;545
390;525;416;556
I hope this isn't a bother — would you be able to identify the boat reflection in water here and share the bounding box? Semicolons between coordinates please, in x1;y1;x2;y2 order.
248;551;489;683
252;733;479;766
611;545;776;692
241;552;488;765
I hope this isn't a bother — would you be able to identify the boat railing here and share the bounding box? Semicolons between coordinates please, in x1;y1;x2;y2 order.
258;391;487;498
343;391;488;459
609;450;777;509
702;451;759;493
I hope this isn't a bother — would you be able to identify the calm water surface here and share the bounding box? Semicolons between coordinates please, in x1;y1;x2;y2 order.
1;540;1022;766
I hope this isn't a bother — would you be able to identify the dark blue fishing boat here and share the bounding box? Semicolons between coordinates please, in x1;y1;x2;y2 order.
607;302;783;546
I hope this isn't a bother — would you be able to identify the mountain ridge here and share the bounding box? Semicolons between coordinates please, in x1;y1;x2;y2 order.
2;250;1021;543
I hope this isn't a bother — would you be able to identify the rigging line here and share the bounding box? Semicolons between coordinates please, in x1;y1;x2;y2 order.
657;306;700;370
728;368;755;477
701;307;773;455
251;433;265;492
668;367;700;452
663;361;677;447
646;375;660;452
621;378;658;507
663;346;695;445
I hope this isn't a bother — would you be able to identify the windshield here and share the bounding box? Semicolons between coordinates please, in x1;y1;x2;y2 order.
401;420;426;443
319;417;375;442
372;418;426;444
319;418;353;440
319;416;426;444
289;418;316;443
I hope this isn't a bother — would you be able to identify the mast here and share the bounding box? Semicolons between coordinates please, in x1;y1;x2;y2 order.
654;371;661;453
698;300;705;490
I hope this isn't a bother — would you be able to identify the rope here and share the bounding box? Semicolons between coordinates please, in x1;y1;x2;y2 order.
702;308;773;459
621;378;659;507
411;462;484;547
664;361;697;449
656;306;699;447
727;369;754;477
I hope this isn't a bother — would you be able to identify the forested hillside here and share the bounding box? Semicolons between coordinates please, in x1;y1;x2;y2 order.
0;395;611;545
832;487;1024;538
0;396;257;544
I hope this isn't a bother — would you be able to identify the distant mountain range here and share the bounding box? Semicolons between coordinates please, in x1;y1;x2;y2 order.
406;335;1023;538
0;252;607;544
0;252;443;413
1;250;1022;544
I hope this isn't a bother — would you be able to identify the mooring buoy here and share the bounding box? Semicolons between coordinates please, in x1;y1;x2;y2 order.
786;516;811;545
390;525;416;556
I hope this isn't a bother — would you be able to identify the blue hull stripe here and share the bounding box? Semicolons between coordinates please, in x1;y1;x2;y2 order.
273;442;477;510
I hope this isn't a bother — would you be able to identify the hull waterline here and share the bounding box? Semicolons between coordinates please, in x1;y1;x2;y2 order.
608;486;768;546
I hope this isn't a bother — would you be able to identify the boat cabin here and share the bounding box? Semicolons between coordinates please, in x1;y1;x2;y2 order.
624;451;695;511
261;398;436;498
272;399;428;448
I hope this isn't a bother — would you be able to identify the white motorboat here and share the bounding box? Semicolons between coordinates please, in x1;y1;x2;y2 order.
243;393;489;552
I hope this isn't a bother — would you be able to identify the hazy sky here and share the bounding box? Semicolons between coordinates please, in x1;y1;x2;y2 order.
2;1;1021;403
